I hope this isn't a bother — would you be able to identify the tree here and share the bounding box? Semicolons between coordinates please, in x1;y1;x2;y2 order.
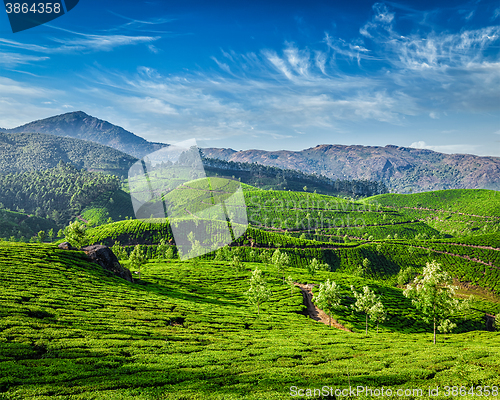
260;249;272;265
230;255;244;272
362;258;371;275
351;285;380;334
307;258;328;277
156;239;168;260
314;279;343;327
272;249;289;283
370;301;386;333
403;260;460;344
246;268;271;315
37;230;46;243
111;241;128;261
129;245;146;279
47;228;54;242
286;275;295;296
63;221;87;248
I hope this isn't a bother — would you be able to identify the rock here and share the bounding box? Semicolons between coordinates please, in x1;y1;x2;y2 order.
81;245;133;282
58;242;78;250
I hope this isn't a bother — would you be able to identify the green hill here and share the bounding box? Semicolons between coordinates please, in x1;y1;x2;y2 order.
365;189;500;237
1;242;499;399
0;131;137;176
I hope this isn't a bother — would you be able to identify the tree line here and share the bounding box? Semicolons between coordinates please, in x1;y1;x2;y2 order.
0;162;120;227
202;157;388;197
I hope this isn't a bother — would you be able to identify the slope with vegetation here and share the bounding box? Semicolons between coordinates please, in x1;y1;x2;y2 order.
0;163;121;229
0;131;136;176
1;242;499;399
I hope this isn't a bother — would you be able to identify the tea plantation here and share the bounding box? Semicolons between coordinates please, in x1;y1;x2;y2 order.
1;243;500;399
1;187;500;399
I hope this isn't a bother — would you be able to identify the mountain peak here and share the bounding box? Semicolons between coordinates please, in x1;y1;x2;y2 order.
5;111;167;159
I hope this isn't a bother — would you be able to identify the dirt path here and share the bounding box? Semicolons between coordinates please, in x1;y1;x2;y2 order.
295;283;352;332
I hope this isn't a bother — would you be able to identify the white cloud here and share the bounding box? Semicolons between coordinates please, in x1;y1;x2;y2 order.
0;32;159;54
0;52;49;67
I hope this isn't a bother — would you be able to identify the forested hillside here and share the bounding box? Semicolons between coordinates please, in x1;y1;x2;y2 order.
0;163;120;227
0;131;136;176
203;157;388;197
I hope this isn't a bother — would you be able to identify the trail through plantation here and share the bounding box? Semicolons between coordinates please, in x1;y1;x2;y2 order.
295;283;352;332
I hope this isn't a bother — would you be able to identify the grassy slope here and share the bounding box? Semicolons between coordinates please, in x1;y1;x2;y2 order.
1;243;499;399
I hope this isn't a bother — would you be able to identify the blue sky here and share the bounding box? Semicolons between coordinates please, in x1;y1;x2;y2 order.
0;0;499;156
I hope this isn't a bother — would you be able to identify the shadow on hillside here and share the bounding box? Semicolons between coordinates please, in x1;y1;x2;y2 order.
132;276;240;307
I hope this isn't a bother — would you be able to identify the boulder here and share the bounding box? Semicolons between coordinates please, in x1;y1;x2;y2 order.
58;242;78;250
81;245;133;283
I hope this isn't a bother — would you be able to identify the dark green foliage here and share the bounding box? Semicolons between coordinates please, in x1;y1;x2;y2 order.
0;209;58;242
0;163;120;229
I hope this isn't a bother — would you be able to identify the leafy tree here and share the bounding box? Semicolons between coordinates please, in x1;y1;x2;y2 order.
259;249;272;264
272;249;289;283
370;301;386;333
129;245;146;279
403;260;460;344
47;228;54;242
230;256;244;272
165;246;175;260
63;221;88;248
111;241;128;261
307;258;328;277
314;279;343;327
246;268;271;315
362;258;371;275
156;239;168;260
37;230;46;243
397;266;416;286
351;285;380;334
286;275;295;296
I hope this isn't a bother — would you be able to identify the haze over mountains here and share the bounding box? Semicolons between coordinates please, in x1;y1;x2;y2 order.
1;111;499;192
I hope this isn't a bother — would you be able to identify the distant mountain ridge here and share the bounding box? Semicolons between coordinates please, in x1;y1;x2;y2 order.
2;112;499;192
202;144;500;193
2;111;167;159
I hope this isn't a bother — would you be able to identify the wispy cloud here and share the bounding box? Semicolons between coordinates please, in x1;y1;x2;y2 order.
0;27;160;54
0;52;49;67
